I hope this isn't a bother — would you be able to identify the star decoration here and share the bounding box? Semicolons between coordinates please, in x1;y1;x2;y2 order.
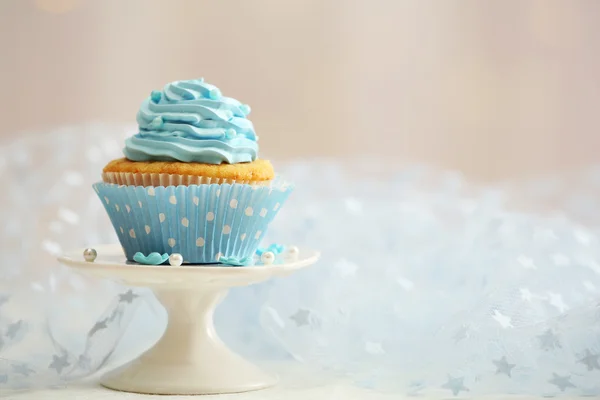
12;363;34;377
493;356;516;377
453;325;470;343
548;373;576;392
108;307;124;323
492;310;514;328
365;341;385;355
77;354;92;370
118;290;138;304
88;319;108;336
442;375;469;396
547;292;569;313
517;255;536;269
538;329;561;351
334;259;358;278
344;197;363;214
520;288;534;302
49;354;70;374
5;320;22;339
578;349;600;371
290;309;310;327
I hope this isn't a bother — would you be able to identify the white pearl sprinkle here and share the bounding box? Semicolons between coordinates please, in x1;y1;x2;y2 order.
261;251;275;265
169;253;183;267
83;248;97;262
286;246;300;261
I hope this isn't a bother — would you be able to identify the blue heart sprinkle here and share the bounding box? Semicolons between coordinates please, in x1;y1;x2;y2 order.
256;243;285;256
218;256;253;266
133;252;169;265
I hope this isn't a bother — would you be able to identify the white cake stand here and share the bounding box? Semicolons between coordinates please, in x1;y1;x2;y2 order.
58;244;320;396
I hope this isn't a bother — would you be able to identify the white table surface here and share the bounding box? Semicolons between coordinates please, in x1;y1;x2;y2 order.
4;382;545;400
2;362;549;400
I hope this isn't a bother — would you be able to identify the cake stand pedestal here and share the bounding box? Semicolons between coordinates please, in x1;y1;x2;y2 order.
59;244;320;396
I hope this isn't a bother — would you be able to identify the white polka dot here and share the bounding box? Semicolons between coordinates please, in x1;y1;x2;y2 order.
181;217;189;227
169;195;177;205
115;204;120;212
260;208;268;217
245;207;253;216
215;252;223;261
216;189;221;197
240;233;247;241
126;205;131;213
120;227;124;234
206;212;215;221
255;230;262;239
196;237;205;247
273;203;280;211
229;199;238;209
145;225;151;234
159;213;166;223
138;201;143;208
168;238;176;248
193;196;199;206
223;225;231;234
147;187;155;196
104;196;110;204
129;229;136;239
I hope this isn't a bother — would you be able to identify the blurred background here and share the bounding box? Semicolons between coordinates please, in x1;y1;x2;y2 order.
2;0;600;182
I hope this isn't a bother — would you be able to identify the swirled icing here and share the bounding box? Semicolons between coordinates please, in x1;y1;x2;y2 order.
123;79;258;164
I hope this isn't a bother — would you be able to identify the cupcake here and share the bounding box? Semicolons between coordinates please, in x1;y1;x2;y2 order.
94;78;292;265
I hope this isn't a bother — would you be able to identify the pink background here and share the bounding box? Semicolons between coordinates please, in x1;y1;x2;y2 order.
2;0;599;181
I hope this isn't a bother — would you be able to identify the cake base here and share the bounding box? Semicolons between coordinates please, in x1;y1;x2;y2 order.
59;244;320;395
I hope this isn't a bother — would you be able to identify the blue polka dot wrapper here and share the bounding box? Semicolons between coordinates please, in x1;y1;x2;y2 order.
93;178;293;264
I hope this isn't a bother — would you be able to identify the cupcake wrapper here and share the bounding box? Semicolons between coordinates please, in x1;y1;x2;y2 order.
102;172;270;186
93;178;293;264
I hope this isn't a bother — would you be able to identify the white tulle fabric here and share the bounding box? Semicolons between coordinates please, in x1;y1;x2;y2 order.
1;124;600;397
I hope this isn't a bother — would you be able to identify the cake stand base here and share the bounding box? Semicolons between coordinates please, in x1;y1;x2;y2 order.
59;244;319;395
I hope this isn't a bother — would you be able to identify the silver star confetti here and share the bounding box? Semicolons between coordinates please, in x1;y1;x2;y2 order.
365;341;385;355
453;325;470;343
548;373;576;392
290;309;310;327
442;375;469;396
77;354;92;370
578;349;600;371
118;290;138;304
49;354;70;374
108;308;124;323
492;310;513;328
12;363;34;377
547;292;569;313
5;320;22;339
538;329;561;351
493;356;516;377
88;319;108;337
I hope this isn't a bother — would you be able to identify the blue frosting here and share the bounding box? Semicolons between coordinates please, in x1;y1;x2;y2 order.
123;78;258;164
